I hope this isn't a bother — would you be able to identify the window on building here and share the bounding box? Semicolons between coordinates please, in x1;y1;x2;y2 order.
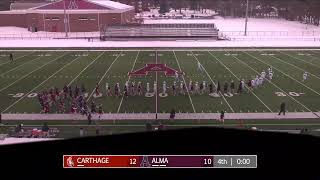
52;17;60;21
45;17;51;20
90;18;96;21
79;17;88;21
112;17;116;20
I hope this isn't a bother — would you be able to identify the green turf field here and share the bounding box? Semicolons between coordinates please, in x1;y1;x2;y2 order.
1;49;320;138
1;49;320;114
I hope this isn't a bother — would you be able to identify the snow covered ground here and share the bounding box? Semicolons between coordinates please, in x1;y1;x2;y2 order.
0;17;319;47
0;137;60;145
0;39;319;48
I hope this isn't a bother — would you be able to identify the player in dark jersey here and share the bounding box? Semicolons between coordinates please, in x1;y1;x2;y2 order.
230;80;235;94
91;101;96;113
115;83;120;97
199;83;204;94
223;82;228;94
81;84;86;94
172;84;176;96
137;82;142;96
124;85;128;98
209;84;213;94
68;86;73;98
95;83;100;96
9;53;13;63
74;85;79;98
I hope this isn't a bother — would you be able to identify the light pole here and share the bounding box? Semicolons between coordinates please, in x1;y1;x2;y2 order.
63;0;68;37
244;0;249;36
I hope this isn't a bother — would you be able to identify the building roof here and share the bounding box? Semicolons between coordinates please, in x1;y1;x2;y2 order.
31;0;133;10
10;2;48;10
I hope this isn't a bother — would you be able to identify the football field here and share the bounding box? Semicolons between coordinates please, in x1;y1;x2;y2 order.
1;48;320;137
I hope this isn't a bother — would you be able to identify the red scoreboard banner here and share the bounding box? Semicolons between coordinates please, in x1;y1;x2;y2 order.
63;155;257;168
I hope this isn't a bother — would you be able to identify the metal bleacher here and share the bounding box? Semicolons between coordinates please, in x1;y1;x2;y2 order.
100;23;219;40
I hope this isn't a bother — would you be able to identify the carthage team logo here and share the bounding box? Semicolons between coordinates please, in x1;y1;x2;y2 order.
66;156;74;167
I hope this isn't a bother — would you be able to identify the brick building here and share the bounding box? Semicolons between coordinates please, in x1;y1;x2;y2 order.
0;0;135;32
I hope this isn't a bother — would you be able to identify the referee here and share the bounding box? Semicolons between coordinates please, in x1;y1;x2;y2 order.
278;102;286;116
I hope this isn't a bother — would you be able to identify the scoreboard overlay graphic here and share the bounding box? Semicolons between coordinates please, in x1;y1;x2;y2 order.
63;155;257;168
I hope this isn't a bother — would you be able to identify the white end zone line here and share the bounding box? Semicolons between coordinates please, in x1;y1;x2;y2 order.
244;51;320;97
1;56;81;113
190;51;235;113
67;52;105;86
278;51;320;69
173;51;196;113
230;50;318;117
208;51;273;113
0;51;35;66
0;53;67;92
117;51;140;113
87;51;123;101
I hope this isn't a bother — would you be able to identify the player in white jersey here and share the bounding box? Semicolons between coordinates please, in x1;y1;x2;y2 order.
261;71;266;79
240;79;245;93
258;76;264;87
268;67;272;74
254;76;259;88
303;72;308;82
195;82;199;94
180;82;184;95
269;71;273;80
251;79;255;89
162;81;167;94
201;81;206;94
189;80;192;91
153;81;157;94
175;71;179;82
146;82;150;93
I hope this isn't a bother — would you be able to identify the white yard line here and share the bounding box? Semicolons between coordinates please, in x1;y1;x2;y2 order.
230;50;315;115
0;51;35;66
244;51;320;96
117;51;140;113
86;51;123;101
190;51;235;113
155;51;158;115
0;53;67;92
266;51;320;80
0;56;44;77
67;52;105;86
173;50;196;113
277;51;320;69
1;56;81;113
208;51;273;112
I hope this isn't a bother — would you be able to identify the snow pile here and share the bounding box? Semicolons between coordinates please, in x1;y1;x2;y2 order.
0;137;60;145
